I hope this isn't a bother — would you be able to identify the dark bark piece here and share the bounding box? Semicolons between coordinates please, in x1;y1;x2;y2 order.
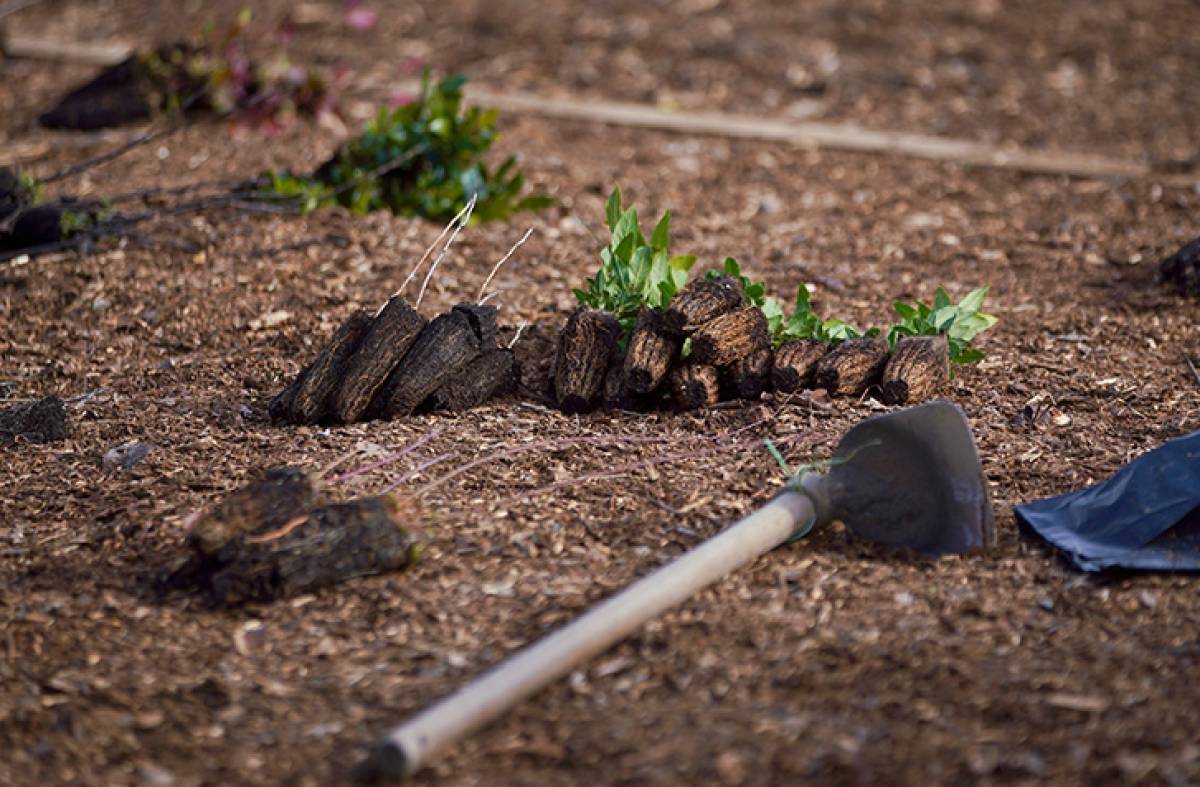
38;55;155;130
427;348;519;411
185;467;320;559
880;334;950;405
689;306;770;367
206;495;421;605
0;395;67;447
269;310;373;424
452;303;499;350
772;339;830;393
814;337;890;398
622;308;679;394
663;275;744;334
603;352;633;410
371;310;481;419
1159;236;1200;297
721;345;773;400
669;363;721;411
329;297;428;424
553;307;620;414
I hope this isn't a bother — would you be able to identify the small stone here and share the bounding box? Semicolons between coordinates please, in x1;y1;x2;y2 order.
137;761;175;786
1139;590;1159;609
894;591;914;607
103;441;153;471
234;620;268;656
716;750;746;786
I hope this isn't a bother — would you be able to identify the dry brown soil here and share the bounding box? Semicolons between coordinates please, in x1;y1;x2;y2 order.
2;2;1199;785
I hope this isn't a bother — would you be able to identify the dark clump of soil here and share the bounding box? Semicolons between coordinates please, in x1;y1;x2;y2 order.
1159;236;1200;296
330;296;428;424
880;334;950;405
269;310;374;424
0;394;67;446
669;362;721;410
428;347;519;411
182;467;320;559
372;309;482;419
205;495;421;606
772;339;830;393
623;307;679;394
38;45;205;130
663;275;743;334
814;337;890;397
553;307;621;414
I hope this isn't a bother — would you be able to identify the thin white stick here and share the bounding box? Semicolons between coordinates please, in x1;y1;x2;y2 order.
507;321;528;349
393;198;475;303
477;227;534;303
416;194;476;310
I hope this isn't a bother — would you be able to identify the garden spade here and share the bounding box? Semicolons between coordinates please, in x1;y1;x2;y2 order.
363;400;993;779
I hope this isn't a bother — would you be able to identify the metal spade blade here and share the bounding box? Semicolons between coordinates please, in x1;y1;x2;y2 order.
805;400;994;555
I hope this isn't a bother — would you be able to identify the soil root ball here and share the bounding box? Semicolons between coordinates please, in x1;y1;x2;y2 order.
669;363;721;410
269;310;373;424
664;275;744;334
622;308;679;394
689;306;769;367
206;495;421;605
38;55;156;130
814;337;890;398
427;348;519;411
372;311;482;419
0;395;67;447
1159;236;1200;297
553;307;620;414
772;339;830;393
722;344;773;400
330;297;428;424
880;334;950;405
185;467;320;559
452;303;499;350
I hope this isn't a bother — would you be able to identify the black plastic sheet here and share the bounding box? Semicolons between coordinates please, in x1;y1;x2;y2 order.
1015;431;1200;571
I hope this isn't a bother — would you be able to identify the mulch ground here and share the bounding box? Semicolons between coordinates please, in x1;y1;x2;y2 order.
2;2;1199;785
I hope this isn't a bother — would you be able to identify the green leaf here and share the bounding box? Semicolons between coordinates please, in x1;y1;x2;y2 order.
605;186;622;230
933;287;952;310
957;286;988;315
651;211;671;249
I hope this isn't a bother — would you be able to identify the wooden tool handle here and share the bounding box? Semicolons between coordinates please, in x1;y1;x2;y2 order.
369;489;817;776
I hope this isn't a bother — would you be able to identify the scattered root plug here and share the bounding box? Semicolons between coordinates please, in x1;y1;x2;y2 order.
428;348;519;412
269;310;373;424
721;344;773;400
206;494;422;605
372;310;482;419
814;337;890;398
622;308;679;395
183;467;321;559
553;307;621;414
669;363;721;410
880;334;950;406
663;275;743;334
772;339;829;393
330;296;428;424
689;306;770;367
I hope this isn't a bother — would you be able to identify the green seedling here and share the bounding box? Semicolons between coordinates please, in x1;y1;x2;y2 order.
887;287;997;365
573;185;697;341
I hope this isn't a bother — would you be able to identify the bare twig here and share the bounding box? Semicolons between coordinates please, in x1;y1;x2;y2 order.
415;194;475;309
507;321;528;349
1186;355;1200;388
395;198;475;302
380;452;456;495
477;227;534;303
326;428;445;486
